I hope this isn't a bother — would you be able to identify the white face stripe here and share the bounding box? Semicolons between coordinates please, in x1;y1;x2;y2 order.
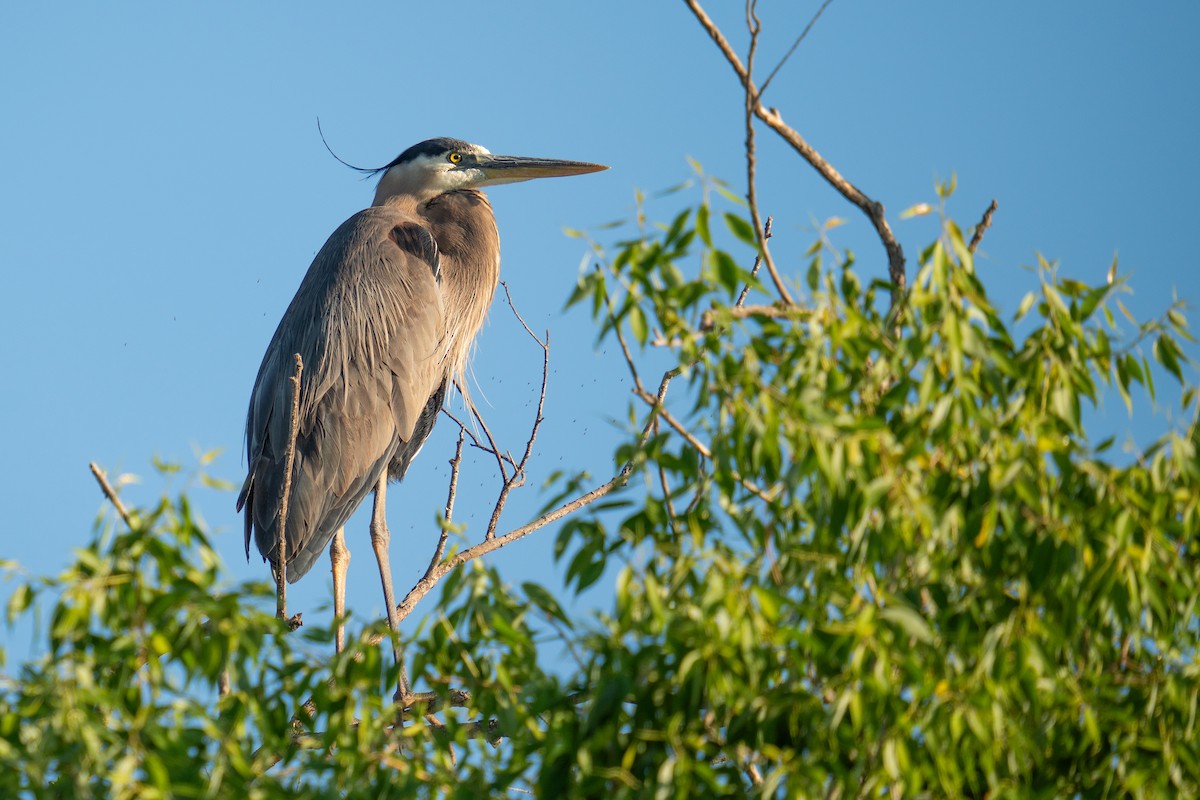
374;141;526;205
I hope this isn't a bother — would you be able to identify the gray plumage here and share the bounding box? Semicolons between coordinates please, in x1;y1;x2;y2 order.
237;138;606;589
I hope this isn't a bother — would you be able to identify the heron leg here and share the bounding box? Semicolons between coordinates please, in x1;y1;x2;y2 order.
329;527;349;655
369;474;411;708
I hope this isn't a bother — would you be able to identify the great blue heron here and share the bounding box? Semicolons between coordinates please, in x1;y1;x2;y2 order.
237;137;606;679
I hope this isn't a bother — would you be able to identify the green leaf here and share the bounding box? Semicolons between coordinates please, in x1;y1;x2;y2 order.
696;203;712;248
628;303;649;345
881;604;935;645
6;583;31;623
723;212;759;248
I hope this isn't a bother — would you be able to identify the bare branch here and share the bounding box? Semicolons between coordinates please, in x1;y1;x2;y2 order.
88;462;133;530
968;198;999;255
500;280;545;347
597;265;647;394
469;399;513;484
683;0;906;303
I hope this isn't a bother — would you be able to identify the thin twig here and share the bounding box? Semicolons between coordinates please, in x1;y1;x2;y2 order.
657;456;681;537
758;0;837;95
468;399;512;484
88;462;133;529
426;429;465;577
683;0;906;303
275;353;304;621
596;265;646;394
967;199;999;255
735;216;772;307
633;386;778;505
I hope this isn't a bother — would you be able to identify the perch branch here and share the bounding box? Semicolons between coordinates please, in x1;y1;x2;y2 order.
394;368;676;625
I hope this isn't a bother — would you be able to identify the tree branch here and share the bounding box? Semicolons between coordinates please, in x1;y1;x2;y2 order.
88;462;133;530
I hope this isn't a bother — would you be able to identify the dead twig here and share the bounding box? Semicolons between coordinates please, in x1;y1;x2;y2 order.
88;462;133;530
735;216;772;307
968;198;999;255
275;353;303;621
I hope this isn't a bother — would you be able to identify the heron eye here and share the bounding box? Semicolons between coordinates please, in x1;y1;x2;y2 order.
448;152;462;164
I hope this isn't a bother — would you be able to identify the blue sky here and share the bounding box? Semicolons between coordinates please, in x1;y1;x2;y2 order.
2;2;1197;657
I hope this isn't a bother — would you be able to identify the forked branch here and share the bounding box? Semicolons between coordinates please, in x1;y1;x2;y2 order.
683;0;907;301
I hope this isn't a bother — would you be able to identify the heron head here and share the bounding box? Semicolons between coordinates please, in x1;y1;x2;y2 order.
373;137;607;205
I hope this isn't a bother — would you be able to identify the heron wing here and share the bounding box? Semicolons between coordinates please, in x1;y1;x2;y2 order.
238;204;445;582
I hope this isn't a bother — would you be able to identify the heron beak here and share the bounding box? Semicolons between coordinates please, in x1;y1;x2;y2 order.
473;154;608;185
